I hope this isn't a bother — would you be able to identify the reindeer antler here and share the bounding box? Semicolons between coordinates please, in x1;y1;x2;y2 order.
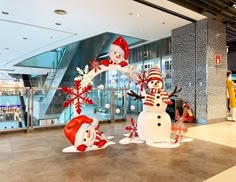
127;90;145;101
169;86;182;98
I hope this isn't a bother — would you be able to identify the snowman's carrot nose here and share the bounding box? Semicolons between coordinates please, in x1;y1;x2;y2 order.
87;129;91;138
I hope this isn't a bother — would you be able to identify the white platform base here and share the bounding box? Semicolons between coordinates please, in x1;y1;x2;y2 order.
146;140;180;148
62;141;115;153
119;137;144;144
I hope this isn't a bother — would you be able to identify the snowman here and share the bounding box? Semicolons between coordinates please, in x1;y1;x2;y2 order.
137;65;179;148
63;115;112;152
101;36;129;67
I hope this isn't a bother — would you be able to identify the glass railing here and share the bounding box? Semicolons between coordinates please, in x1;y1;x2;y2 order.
0;80;184;132
16;47;67;69
0;84;142;132
0;86;30;130
42;47;67;95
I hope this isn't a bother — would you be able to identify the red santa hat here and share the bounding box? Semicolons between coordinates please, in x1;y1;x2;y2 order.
147;65;163;84
183;102;189;108
64;115;98;148
109;36;129;60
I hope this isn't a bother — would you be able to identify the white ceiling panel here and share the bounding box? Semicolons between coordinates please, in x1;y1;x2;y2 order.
0;0;206;79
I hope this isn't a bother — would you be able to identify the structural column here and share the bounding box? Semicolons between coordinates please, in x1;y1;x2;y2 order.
172;19;227;124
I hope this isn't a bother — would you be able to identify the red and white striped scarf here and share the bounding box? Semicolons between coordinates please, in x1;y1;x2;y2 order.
109;59;128;67
143;88;172;106
93;129;102;145
93;125;107;148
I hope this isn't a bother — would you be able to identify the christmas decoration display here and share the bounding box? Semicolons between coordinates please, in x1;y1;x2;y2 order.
125;118;138;138
175;102;195;123
62;36;137;153
63;115;114;153
136;71;148;92
125;65;183;148
101;36;129;67
172;106;194;143
62;35;190;152
119;118;144;144
130;105;135;110
171;118;188;143
105;104;110;109
62;80;93;114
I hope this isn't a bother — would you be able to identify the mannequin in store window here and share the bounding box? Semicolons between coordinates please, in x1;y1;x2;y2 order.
226;70;236;121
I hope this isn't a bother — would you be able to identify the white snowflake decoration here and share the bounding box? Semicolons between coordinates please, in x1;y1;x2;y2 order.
75;65;93;86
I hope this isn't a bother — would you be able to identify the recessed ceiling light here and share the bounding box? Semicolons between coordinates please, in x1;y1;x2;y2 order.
129;12;133;16
23;37;28;40
5;48;9;50
139;28;143;32
2;11;9;15
136;13;140;17
55;23;61;26
233;4;236;8
54;9;67;15
50;36;53;39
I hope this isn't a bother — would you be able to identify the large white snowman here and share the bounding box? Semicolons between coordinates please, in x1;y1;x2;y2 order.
137;65;179;148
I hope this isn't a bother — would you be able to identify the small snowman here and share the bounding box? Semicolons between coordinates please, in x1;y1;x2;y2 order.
101;36;129;67
63;115;109;152
136;65;179;148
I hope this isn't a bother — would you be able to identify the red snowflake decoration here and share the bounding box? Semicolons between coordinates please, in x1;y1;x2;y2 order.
62;80;93;114
171;121;188;143
90;58;101;73
136;71;148;91
125;118;138;138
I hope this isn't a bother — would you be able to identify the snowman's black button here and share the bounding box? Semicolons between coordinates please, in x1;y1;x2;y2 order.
156;95;160;99
157;123;161;126
156;103;160;107
157;115;161;119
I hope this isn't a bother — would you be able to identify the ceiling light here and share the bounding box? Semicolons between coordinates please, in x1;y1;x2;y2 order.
136;13;140;17
129;12;133;16
5;48;9;50
54;9;67;15
23;37;28;40
55;23;61;26
139;28;143;32
50;36;53;39
2;11;9;15
232;4;236;8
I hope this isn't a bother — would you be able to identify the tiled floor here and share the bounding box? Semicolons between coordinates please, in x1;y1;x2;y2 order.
0;120;236;182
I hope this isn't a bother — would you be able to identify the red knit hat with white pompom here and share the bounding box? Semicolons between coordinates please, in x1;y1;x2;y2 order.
109;36;129;60
183;102;189;108
147;65;163;84
64;115;98;151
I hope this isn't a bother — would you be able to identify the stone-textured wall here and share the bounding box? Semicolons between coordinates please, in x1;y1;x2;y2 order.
172;23;196;110
207;20;227;120
195;19;208;122
172;19;227;123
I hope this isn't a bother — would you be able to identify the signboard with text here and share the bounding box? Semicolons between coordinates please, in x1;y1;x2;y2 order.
215;54;222;65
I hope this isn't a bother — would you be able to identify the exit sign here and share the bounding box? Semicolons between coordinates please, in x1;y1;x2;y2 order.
215;54;222;65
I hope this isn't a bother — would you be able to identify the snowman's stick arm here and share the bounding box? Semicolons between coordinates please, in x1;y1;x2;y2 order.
169;86;182;98
127;90;145;100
